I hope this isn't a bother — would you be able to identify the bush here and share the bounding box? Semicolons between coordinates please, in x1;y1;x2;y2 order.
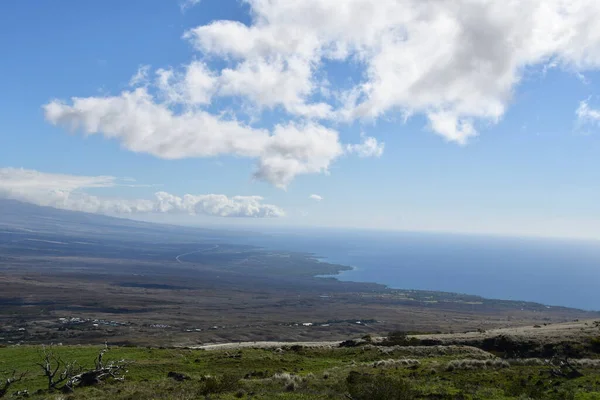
381;331;421;347
339;339;361;348
372;359;420;368
589;336;600;353
272;372;302;389
445;358;509;371
198;374;240;395
346;371;415;400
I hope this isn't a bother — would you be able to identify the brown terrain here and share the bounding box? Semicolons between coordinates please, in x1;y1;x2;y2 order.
1;199;598;348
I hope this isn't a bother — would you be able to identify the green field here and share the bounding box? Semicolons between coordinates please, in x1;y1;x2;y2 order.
3;343;600;399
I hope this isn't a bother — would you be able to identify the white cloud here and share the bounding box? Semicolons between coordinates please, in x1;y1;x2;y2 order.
155;61;217;105
44;90;346;188
179;0;201;12
129;65;151;87
576;99;600;126
185;0;600;143
0;167;115;192
45;0;600;186
0;168;284;218
254;123;343;188
346;136;384;158
153;191;283;217
218;57;332;118
309;194;323;201
44;89;267;159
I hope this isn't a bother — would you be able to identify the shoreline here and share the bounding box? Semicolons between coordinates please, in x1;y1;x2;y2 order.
307;252;599;313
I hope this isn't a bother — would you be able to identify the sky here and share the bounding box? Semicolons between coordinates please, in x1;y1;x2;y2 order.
1;0;600;239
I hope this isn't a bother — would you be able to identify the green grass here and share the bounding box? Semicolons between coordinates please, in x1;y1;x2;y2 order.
2;344;600;399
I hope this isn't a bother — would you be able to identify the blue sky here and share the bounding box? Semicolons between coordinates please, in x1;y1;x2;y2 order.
1;0;600;239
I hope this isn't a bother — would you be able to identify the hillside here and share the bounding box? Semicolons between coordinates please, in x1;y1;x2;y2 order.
3;333;600;399
0;198;251;243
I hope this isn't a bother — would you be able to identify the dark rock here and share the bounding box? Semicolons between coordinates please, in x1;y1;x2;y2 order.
168;371;190;382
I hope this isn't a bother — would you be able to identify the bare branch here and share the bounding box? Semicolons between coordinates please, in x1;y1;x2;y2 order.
36;344;128;393
36;345;80;391
0;370;27;398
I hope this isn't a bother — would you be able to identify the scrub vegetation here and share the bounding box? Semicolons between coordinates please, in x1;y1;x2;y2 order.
3;331;600;400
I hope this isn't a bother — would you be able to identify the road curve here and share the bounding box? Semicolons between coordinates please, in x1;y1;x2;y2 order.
175;244;220;264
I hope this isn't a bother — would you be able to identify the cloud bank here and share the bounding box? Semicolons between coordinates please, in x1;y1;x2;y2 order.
44;0;600;185
0;168;284;218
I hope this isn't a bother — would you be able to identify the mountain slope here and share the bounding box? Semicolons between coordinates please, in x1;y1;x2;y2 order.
0;198;250;243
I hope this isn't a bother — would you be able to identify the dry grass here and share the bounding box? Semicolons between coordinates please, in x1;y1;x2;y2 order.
446;358;510;371
377;345;495;359
372;358;421;368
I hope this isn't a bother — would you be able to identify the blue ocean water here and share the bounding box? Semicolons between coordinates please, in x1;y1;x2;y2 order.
243;229;600;311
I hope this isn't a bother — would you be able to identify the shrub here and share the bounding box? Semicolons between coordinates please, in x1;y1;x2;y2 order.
589;336;600;353
372;359;420;368
346;372;415;400
339;339;361;348
272;372;302;389
507;358;545;366
199;374;240;395
445;358;509;371
381;331;421;347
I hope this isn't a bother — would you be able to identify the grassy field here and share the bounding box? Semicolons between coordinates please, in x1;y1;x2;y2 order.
2;342;600;399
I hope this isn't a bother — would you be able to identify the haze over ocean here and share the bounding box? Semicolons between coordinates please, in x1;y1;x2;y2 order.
244;230;600;311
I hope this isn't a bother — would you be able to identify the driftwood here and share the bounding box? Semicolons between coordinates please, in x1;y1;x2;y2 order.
0;371;26;398
37;344;128;393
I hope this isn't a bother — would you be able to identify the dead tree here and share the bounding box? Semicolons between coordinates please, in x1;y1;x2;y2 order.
547;355;584;379
36;344;128;393
63;345;128;391
0;371;26;398
36;346;80;391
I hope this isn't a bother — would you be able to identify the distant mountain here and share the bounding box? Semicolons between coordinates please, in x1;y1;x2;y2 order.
0;198;252;243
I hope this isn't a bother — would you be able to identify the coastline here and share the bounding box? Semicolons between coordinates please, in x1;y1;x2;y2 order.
308;251;599;313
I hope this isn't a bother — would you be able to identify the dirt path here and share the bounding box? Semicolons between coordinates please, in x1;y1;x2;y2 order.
190;340;343;351
415;318;600;343
188;319;600;351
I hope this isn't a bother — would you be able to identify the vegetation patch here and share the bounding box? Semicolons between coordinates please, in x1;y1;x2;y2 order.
1;342;600;399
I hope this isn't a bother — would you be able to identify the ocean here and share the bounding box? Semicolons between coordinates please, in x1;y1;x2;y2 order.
243;229;600;311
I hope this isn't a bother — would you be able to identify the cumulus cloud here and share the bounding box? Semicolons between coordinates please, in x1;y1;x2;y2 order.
44;91;346;188
184;0;600;142
0;168;284;218
309;194;323;201
45;0;600;185
254;123;343;188
154;61;217;105
346;136;384;158
576;99;600;126
153;191;282;217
